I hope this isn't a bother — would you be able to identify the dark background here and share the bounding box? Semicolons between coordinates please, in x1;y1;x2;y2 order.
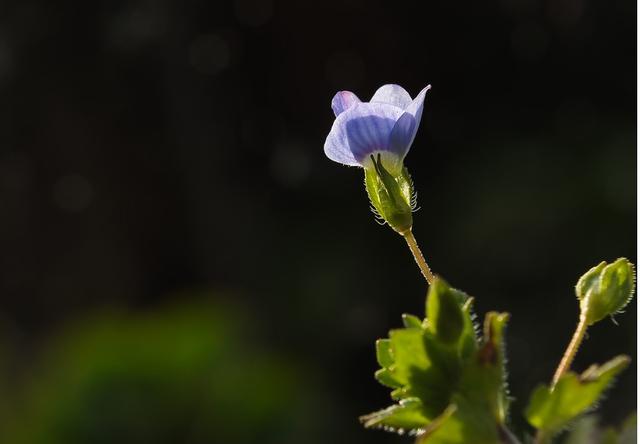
0;0;635;443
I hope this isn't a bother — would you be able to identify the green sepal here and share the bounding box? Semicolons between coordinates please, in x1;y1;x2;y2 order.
575;258;635;325
364;155;414;234
525;355;630;439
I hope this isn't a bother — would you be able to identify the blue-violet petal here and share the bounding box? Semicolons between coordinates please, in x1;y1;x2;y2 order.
331;91;361;117
370;84;413;110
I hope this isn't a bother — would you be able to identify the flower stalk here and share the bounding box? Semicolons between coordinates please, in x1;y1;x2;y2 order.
550;258;635;389
402;229;434;284
550;310;589;388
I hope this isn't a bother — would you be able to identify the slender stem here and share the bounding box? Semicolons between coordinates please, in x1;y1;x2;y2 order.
534;306;590;443
402;230;434;284
551;310;589;388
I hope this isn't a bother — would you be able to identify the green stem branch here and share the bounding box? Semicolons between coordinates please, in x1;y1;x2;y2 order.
402;230;434;284
551;311;589;388
534;303;591;443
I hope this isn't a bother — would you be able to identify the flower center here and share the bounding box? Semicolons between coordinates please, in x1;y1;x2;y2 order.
361;150;402;174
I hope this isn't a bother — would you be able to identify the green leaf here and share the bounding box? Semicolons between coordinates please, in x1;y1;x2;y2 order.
562;414;599;444
375;339;394;368
415;404;460;443
617;413;637;444
427;278;465;345
420;312;512;444
360;398;430;432
562;413;637;444
362;278;517;443
387;327;430;387
599;413;637;444
402;313;423;329
458;312;511;424
375;368;402;389
525;355;630;439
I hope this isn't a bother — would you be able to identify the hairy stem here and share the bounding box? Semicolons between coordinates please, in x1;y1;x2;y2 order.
534;303;590;443
551;311;589;388
402;230;434;284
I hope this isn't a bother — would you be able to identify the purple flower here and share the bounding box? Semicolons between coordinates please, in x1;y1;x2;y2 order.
324;84;431;174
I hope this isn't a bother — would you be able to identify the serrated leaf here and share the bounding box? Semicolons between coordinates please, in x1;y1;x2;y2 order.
458;312;511;424
376;339;394;368
360;398;429;431
363;278;517;442
375;368;402;389
459;298;479;359
415;404;459;443
416;332;462;416
390;387;407;400
387;328;430;387
427;279;465;344
421;312;512;444
402;313;423;329
525;355;630;438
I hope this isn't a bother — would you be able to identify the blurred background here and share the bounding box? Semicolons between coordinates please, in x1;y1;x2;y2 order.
0;0;635;442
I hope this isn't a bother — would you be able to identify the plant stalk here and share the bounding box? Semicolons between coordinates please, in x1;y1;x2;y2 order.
551;311;589;388
402;230;434;284
534;302;591;443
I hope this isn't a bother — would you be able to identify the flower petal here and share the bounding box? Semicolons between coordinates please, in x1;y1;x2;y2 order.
389;112;417;161
404;85;431;145
370;84;413;110
324;102;404;168
342;103;404;164
331;91;361;117
324;112;360;167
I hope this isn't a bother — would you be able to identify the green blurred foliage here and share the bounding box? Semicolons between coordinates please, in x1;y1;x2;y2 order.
563;413;636;444
0;299;316;444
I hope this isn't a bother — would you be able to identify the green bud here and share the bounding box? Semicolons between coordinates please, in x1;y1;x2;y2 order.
576;258;635;325
426;278;465;344
364;154;414;234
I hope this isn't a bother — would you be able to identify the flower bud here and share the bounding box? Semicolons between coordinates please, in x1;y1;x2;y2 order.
576;258;635;325
364;154;415;234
